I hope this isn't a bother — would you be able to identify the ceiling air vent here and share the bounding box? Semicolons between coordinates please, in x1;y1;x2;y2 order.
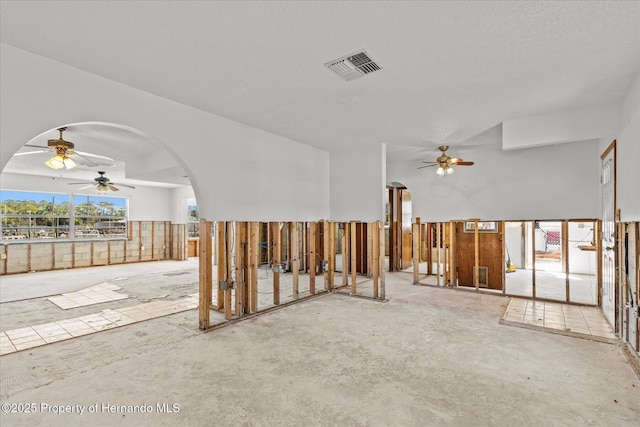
325;50;382;81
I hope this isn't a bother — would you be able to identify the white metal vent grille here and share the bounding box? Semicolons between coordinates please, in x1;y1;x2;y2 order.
325;50;382;81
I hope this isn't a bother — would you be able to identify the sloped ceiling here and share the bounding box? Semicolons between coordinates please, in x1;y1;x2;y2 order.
1;1;639;186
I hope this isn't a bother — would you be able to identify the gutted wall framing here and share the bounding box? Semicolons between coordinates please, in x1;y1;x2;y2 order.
0;221;187;275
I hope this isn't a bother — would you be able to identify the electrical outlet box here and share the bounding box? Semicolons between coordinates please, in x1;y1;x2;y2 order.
140;245;145;251
219;280;228;290
0;253;6;260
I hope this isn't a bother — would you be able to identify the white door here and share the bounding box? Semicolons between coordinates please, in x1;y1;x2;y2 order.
601;143;616;329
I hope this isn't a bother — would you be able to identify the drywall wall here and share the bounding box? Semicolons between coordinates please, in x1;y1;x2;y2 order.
329;144;386;222
0;44;330;222
502;103;621;150
615;73;640;221
390;139;600;222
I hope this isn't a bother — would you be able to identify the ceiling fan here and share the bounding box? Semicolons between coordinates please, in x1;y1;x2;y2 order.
14;127;115;170
68;171;135;192
418;145;475;176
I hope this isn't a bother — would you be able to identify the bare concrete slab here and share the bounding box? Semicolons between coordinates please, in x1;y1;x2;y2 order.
0;272;639;426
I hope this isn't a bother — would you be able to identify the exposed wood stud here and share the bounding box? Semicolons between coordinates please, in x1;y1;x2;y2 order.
199;219;213;330
367;223;373;278
563;220;570;302
271;222;281;305
474;220;479;290
235;222;246;317
342;223;348;286
328;221;335;289
225;222;233;319
531;221;536;299
351;222;357;294
217;221;226;311
372;221;379;299
379;221;386;300
309;222;317;294
249;222;259;313
436;223;441;286
292;222;299;299
412;222;419;284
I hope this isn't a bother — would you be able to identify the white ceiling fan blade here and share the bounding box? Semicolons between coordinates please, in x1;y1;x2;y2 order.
111;182;136;189
13;150;49;156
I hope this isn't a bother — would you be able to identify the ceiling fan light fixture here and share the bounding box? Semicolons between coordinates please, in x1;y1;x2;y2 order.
436;167;445;176
63;156;76;169
447;166;454;175
45;153;65;169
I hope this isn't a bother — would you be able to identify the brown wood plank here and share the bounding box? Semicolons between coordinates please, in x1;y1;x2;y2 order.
351;222;357;294
372;221;379;299
379;221;386;299
309;222;317;294
412;222;419;284
292;222;299;299
199;219;213;330
271;222;281;305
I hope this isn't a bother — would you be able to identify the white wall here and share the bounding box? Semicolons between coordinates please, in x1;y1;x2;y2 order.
503;103;621;150
329;144;386;222
0;172;174;221
390;139;600;222
170;186;196;224
614;73;640;221
0;44;330;222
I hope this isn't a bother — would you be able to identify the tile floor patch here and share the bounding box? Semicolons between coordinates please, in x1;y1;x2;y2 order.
1;294;199;356
47;282;129;309
502;298;617;342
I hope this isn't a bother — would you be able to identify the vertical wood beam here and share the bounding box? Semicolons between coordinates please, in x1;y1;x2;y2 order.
235;222;246;317
449;221;457;288
199;219;213;330
474;220;480;290
412;221;419;284
224;222;233;319
436;223;441;286
271;222;281;304
563;220;570;302
328;221;336;289
151;221;155;260
367;223;373;277
249;222;259;313
351;222;357;294
388;188;395;271
323;220;330;290
342;223;349;286
372;222;379;299
531;221;536;299
379;221;386;300
216;222;224;308
309;222;317;294
292;222;299;299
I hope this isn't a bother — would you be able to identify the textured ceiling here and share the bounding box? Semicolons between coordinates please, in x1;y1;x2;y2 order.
1;1;639;185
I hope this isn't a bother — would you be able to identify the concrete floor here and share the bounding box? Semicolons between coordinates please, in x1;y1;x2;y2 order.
1;260;639;426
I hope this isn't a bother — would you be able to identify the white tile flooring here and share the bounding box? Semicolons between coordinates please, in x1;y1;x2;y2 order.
47;282;129;309
0;293;198;355
502;297;616;341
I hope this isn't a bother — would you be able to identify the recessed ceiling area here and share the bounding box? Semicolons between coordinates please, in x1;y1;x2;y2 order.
4;123;190;188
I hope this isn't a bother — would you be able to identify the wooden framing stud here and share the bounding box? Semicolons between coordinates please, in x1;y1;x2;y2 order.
292;222;299;300
309;222;317;294
199;219;213;330
351;221;357;295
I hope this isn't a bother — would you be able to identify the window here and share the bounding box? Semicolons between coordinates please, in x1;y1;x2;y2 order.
1;190;127;240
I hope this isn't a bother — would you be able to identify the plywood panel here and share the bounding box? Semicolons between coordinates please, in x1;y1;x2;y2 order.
456;222;504;290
